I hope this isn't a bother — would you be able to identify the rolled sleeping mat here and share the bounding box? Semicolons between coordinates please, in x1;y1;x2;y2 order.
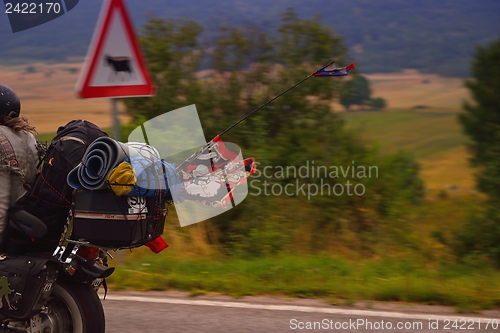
67;137;133;190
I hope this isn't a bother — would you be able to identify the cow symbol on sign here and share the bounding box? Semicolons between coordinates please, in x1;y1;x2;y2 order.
104;55;135;82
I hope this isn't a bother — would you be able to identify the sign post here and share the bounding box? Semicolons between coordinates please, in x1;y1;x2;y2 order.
110;98;120;139
75;0;155;140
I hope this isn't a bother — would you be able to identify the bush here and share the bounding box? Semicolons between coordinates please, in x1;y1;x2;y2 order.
369;97;387;110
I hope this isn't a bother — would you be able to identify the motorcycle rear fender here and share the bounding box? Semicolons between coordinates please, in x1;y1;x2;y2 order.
65;255;115;284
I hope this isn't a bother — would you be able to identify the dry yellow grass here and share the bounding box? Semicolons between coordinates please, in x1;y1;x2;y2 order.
1;64;470;133
419;146;476;193
0;62;131;134
1;63;475;191
366;69;469;110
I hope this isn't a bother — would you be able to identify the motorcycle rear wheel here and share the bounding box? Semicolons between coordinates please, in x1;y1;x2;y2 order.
38;279;105;333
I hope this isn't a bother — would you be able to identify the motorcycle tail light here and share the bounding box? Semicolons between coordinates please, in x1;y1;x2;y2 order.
77;246;100;260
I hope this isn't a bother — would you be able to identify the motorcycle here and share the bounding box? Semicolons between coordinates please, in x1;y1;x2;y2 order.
0;188;167;333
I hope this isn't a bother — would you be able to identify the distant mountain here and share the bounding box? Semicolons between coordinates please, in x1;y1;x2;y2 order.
1;0;499;76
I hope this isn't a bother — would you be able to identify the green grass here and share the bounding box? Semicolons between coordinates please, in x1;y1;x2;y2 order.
36;132;56;144
108;195;489;311
341;109;467;159
107;254;500;311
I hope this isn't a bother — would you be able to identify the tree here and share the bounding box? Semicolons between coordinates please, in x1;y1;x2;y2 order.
122;18;204;121
124;10;424;256
339;75;371;110
459;38;500;199
369;97;387;111
455;38;500;264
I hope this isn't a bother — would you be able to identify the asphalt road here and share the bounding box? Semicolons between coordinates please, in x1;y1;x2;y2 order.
101;292;500;333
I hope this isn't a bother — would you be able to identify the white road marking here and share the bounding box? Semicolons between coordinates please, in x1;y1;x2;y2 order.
104;295;499;322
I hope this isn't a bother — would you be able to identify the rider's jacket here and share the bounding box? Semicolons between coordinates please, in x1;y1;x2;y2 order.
0;125;39;239
0;125;38;188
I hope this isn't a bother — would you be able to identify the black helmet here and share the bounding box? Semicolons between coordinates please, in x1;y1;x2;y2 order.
0;84;21;123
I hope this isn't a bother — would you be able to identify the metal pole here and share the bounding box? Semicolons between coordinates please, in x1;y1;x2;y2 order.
111;98;121;140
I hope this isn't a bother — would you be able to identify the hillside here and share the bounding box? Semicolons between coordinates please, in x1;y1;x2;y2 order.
0;63;471;195
1;0;499;76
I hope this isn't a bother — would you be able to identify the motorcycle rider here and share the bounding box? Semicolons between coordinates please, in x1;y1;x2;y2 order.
0;84;39;246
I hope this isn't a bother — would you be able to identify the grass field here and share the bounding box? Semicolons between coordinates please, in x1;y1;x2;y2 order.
108;251;500;311
342;110;466;159
366;70;469;110
341;109;476;193
0;63;130;134
2;63;474;191
1;64;468;132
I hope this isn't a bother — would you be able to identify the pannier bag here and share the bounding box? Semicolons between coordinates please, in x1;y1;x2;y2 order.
0;255;58;320
71;189;167;248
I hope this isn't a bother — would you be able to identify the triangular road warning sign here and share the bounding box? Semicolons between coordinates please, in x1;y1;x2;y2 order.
76;0;155;98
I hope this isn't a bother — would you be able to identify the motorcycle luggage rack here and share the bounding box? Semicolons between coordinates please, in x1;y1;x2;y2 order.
53;213;115;282
53;213;114;265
